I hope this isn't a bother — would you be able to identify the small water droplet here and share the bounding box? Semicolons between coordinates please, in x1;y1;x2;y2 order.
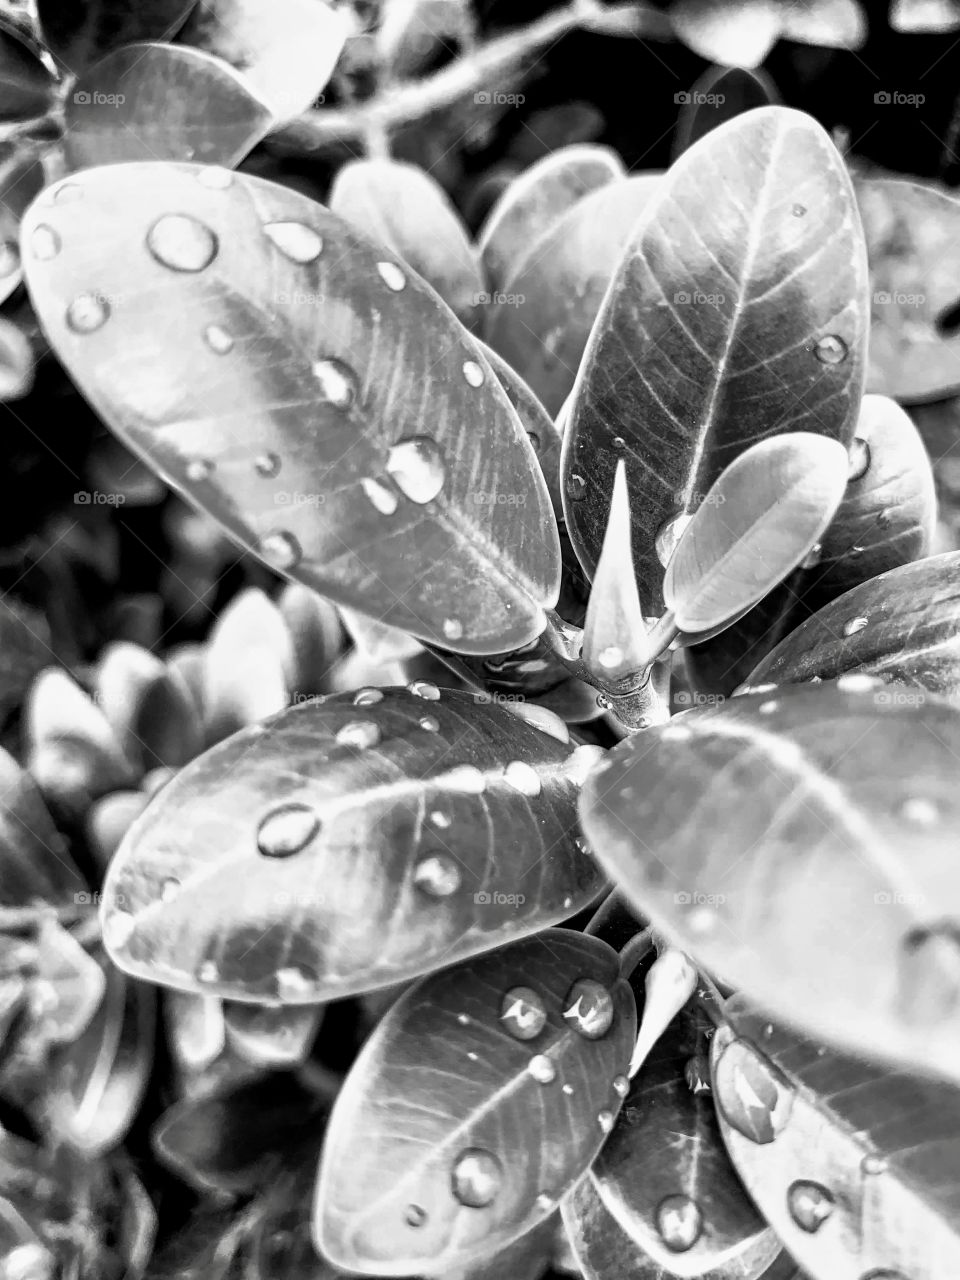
336;720;381;749
598;645;624;670
276;967;313;999
413;853;461;897
147;214;218;272
361;476;399;515
103;910;135;950
566;744;606;786
815;334;848;365
801;542;822;570
442;618;464;641
66;292;110;333
377;260;407;292
257;802;320;857
837;672;878;693
612;436;626;449
197;959;219;984
656;1194;703;1252
861;1153;888;1176
506;702;570;744
354;688;384;706
848;437;870;481
452;1149;502;1207
258;531;302;571
197;166;233;189
899;796;939;826
500;987;547;1040
313;358;358;409
263;221;323;263
563;979;614;1039
713;1036;794;1143
457;1013;470;1026
53;181;83;204
527;1054;556;1084
527;431;540;451
562;1083;574;1095
404;1204;427;1228
787;1180;835;1233
204;324;234;354
409;680;441;701
565;472;586;501
843;616;869;637
161;877;181;902
447;765;486;794
185;458;214;483
792;203;807;217
613;1074;629;1098
758;700;778;715
504;760;541;797
30;225;60;261
430;809;449;827
535;1193;553;1212
419;715;440;732
386;437;446;504
462;360;485;387
598;1110;614;1133
656;513;694;566
255;452;281;477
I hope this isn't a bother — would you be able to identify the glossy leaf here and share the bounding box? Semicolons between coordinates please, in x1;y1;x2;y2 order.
315;929;636;1276
563;108;867;610
780;0;866;47
580;680;960;1084
713;995;960;1280
0;746;83;907
671;0;864;66
329;158;484;328
63;43;272;170
582;460;650;681
37;0;197;71
486;174;661;415
673;65;778;157
21;162;560;655
100;686;604;1004
477;145;624;293
31;917;106;1044
0;317;33;400
277;583;345;699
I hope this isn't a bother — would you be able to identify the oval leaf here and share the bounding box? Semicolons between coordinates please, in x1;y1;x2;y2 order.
673;64;778;157
0;747;83;907
37;0;196;70
671;0;781;67
315;929;636;1276
21;162;560;655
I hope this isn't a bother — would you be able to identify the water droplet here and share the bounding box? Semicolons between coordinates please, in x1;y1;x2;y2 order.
67;292;110;333
430;809;449;827
507;702;570;744
815;334;848;365
848;437;870;481
185;458;214;483
656;513;694;566
861;1153;888;1175
258;531;302;571
30;225;60;261
413;853;461;897
504;760;541;797
419;715;440;732
313;358;358;409
843;616;869;637
900;796;939;826
462;360;485;387
613;1075;629;1098
527;1054;556;1084
801;542;822;570
255;452;280;477
535;1193;553;1212
276;967;313;999
336;720;381;749
598;645;624;669
386;437;446;504
377;260;407;292
859;1272;911;1280
452;1149;502;1208
612;436;626;449
147;214;218;273
500;987;547;1040
566;745;606;786
0;241;18;276
598;1110;614;1133
527;431;540;451
354;688;384;706
263;221;323;264
837;672;878;693
257;802;320;857
787;1180;835;1233
792;203;806;217
565;472;586;501
656;1194;703;1252
404;1204;427;1228
204;324;234;354
457;1013;470;1026
53;181;83;204
758;700;778;715
562;1083;574;1095
1;1243;58;1280
161;878;181;902
447;765;486;794
563;979;614;1039
197;960;219;983
442;618;463;641
197;166;233;189
361;476;398;515
713;1036;794;1143
409;681;441;701
103;910;135;950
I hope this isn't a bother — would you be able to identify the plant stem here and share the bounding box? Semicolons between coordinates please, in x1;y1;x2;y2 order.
618;926;654;978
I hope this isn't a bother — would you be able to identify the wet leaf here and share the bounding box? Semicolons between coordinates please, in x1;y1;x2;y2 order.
63;42;272;170
21;162;560;656
713;995;960;1280
100;686;604;1004
37;0;197;72
0;746;83;907
673;65;779;157
329;158;483;329
563;108;867;611
579;680;960;1084
315;929;636;1276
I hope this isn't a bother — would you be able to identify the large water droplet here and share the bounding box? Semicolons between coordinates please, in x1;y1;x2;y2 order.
258;531;302;571
204;324;234;355
336;720;381;749
404;1204;427;1228
563;979;614;1039
161;877;181;902
503;760;542;797
462;360;485;387
361;476;399;515
506;702;570;744
354;688;384;706
713;1037;794;1143
377;260;407;292
313;358;358;409
255;452;281;478
386;438;446;504
848;437;871;481
147;214;218;272
792;203;807;217
447;765;486;794
409;680;440;701
451;1149;502;1208
257;802;320;857
30;225;60;261
1;1242;58;1280
787;1180;835;1233
527;1054;556;1084
861;1154;888;1176
53;181;83;204
843;616;869;637
413;853;461;897
500;986;547;1040
656;513;694;566
67;293;110;334
656;1194;702;1252
263;221;323;263
814;335;848;365
419;715;440;732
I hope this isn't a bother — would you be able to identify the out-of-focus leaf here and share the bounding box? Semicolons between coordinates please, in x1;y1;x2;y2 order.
278;584;344;699
63;42;272;171
673;65;778;157
581;680;960;1084
779;0;866;47
166;991;226;1074
377;0;476;81
329;158;483;329
37;0;197;71
202;589;292;744
713;995;960;1280
315;929;636;1276
0;746;83;907
563;108;866;608
21;162;560;655
671;0;782;66
0;598;51;728
86;790;150;873
96;641;204;770
223;1000;322;1068
101;687;604;1004
109;1157;158;1280
0;142;45;306
0;16;55;122
0;316;33;399
487;174;661;415
891;0;960;31
857;178;960;402
477;145;624;294
88;435;167;506
31;917;106;1044
177;0;349;121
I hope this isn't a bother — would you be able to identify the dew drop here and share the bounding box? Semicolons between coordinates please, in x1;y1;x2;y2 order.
566;744;606;786
53;181;83;204
197;166;233;189
503;760;542;797
598;645;624;670
313;358;358;409
565;472;586;501
67;292;110;334
656;513;694;566
377;260;407;292
563;979;614;1039
562;1083;574;1095
1;1243;58;1280
758;700;778;715
848;437;871;481
258;531;302;571
263;221;323;264
801;542;822;570
787;1180;835;1233
843;616;869;637
147;214;218;273
527;1054;556;1084
506;702;570;744
613;1074;629;1098
0;241;18;276
386;437;446;504
656;1194;703;1252
535;1193;553;1212
197;959;219;984
413;853;461;897
103;910;135;950
419;715;440;732
204;324;234;355
442;618;464;641
336;720;381;749
361;476;399;515
500;986;547;1040
861;1153;888;1176
409;680;441;701
597;1110;614;1134
161;877;181;902
612;436;626;450
30;225;60;261
354;688;384;706
899;796;939;826
276;967;313;999
185;458;214;483
430;810;449;827
255;452;281;478
404;1204;427;1228
457;1013;470;1026
527;431;540;451
257;802;320;857
462;360;485;388
814;334;848;365
452;1149;502;1208
792;203;807;216
713;1036;795;1143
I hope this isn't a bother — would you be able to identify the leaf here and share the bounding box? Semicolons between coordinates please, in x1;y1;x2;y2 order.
30;918;106;1044
277;584;345;699
328;158;484;329
0;316;33;400
891;0;960;32
477;145;624;294
201;588;292;743
176;0;349;121
741;551;960;696
37;0;197;72
582;460;650;681
779;0;866;48
673;64;779;158
165;991;226;1074
486;174;661;415
670;0;782;67
315;929;636;1276
0;142;45;305
20;162;560;656
377;0;477;82
579;679;960;1084
95;641;204;770
0;597;50;728
0;747;83;907
661;433;849;637
100;686;605;1004
562;107;868;611
63;43;273;170
0;16;55;123
857;178;960;402
223;1000;322;1068
713;995;960;1280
